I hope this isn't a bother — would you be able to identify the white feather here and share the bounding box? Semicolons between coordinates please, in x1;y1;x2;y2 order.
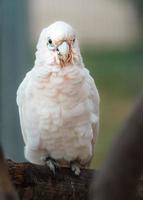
17;21;100;166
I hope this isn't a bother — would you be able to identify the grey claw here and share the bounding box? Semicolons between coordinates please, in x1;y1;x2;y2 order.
46;159;56;175
41;156;59;175
70;162;81;176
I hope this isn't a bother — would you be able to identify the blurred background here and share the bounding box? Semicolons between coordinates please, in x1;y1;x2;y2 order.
0;0;143;169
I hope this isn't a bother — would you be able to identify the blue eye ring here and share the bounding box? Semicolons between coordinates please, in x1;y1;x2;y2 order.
47;38;55;50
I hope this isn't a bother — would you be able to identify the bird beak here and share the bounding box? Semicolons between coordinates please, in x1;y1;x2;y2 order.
57;41;69;61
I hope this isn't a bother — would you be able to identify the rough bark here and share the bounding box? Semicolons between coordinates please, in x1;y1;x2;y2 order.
6;159;143;200
7;160;95;200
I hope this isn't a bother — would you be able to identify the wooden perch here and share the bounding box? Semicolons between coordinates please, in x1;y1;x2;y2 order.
7;160;95;200
6;160;143;200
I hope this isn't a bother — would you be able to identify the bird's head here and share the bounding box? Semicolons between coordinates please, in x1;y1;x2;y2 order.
35;21;83;68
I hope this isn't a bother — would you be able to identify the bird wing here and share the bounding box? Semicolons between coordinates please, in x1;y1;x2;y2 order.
88;73;100;151
16;73;30;144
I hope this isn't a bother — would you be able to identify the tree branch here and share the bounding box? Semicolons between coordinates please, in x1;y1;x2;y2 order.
7;160;95;200
6;158;143;200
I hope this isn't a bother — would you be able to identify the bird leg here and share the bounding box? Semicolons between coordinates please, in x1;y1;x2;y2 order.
70;161;81;176
41;156;59;175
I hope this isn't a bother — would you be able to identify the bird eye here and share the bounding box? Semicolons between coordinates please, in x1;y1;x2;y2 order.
47;38;55;50
48;38;52;44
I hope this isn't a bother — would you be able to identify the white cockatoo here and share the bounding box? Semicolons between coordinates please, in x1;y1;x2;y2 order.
17;21;100;175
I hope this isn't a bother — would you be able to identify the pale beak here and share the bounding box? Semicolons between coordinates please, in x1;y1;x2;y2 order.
57;41;69;61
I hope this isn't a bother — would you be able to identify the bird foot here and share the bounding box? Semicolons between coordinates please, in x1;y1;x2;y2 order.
70;162;81;176
41;156;59;175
